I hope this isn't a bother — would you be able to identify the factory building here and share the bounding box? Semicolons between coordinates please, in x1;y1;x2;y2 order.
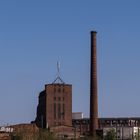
0;29;139;140
35;77;72;129
34;74;75;138
33;31;140;140
72;117;140;139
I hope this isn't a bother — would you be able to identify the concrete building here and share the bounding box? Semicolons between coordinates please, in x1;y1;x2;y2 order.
72;112;83;120
72;117;140;139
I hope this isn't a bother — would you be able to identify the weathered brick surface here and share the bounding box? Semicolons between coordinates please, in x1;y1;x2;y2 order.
90;31;99;135
35;83;72;128
12;123;39;133
0;133;11;140
50;125;79;139
0;124;38;140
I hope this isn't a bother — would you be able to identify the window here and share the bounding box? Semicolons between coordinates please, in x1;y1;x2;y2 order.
63;103;65;119
54;88;56;93
58;88;61;93
54;103;56;119
63;88;65;92
58;103;61;119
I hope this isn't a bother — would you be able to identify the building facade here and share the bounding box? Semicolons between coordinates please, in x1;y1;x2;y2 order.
35;80;72;129
72;117;140;139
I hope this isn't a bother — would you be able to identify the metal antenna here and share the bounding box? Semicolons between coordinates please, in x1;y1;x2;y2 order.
52;61;65;84
57;61;60;78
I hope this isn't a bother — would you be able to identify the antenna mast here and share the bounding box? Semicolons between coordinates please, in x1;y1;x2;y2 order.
52;61;65;84
57;61;60;78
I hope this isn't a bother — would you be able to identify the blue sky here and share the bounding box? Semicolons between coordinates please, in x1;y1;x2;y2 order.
0;1;140;125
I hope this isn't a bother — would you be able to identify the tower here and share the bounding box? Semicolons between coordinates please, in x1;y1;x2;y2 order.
45;83;72;128
90;31;99;135
35;64;72;128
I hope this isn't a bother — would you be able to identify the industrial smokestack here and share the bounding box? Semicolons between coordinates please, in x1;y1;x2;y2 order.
90;31;98;136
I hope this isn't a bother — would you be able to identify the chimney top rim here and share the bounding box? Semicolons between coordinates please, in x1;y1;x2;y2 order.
91;31;97;34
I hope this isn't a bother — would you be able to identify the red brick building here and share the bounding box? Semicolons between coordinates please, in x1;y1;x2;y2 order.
35;77;72;129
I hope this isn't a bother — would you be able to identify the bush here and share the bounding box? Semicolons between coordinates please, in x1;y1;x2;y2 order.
104;129;116;140
11;128;56;140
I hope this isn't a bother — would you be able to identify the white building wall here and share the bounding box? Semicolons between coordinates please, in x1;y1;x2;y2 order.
72;112;83;120
103;126;138;140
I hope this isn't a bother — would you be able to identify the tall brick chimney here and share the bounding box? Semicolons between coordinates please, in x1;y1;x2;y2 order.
90;31;98;136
